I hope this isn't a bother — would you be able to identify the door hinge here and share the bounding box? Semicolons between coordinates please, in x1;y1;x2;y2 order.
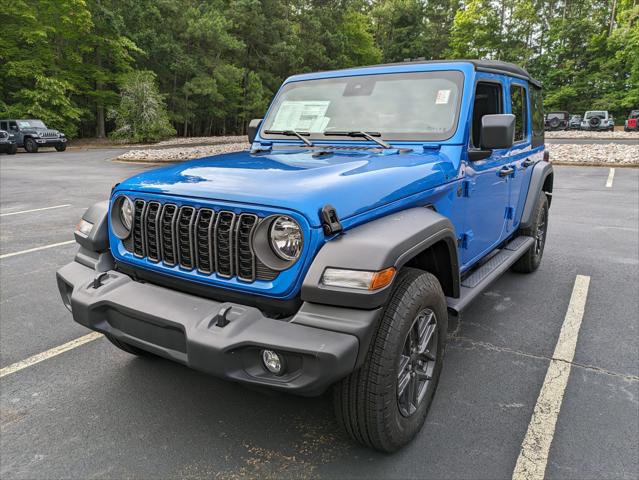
458;230;474;249
505;206;515;220
321;204;343;235
462;179;474;197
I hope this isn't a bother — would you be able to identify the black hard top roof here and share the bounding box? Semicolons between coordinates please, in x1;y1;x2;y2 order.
367;59;542;88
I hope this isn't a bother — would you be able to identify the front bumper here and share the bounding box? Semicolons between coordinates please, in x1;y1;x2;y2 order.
57;259;380;396
34;138;66;147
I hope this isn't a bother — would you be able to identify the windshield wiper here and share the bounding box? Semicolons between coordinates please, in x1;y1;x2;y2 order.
264;129;314;147
323;130;391;149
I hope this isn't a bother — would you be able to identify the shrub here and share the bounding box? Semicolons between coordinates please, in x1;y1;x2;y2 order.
109;71;175;143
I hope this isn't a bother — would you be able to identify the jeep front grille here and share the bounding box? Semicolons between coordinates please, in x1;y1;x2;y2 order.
129;200;278;283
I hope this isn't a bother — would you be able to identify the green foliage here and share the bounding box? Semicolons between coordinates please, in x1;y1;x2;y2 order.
108;71;176;142
2;0;637;138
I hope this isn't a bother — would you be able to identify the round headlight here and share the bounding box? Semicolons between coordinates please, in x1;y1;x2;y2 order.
119;197;133;231
110;195;134;239
269;216;302;261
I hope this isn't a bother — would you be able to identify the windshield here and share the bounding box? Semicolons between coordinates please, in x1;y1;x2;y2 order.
630;111;639;119
584;111;606;119
17;120;47;129
261;71;464;142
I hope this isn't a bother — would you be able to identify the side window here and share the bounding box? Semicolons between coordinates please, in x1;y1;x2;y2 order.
472;82;503;149
510;84;528;142
0;122;7;131
530;86;544;148
9;121;18;132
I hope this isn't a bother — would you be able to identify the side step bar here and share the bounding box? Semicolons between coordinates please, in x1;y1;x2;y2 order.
447;235;534;313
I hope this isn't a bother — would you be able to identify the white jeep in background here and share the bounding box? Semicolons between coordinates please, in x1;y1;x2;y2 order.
580;111;615;131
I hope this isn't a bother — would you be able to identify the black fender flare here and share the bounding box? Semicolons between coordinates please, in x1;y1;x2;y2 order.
74;201;110;252
520;160;553;229
301;207;460;309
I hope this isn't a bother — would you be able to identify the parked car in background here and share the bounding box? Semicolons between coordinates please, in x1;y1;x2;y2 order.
545;111;569;130
57;59;553;452
0;119;67;153
0;130;18;154
568;114;582;130
581;111;614;131
624;110;639;132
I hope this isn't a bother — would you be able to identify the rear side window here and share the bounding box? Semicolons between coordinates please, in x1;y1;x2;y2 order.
510;84;528;142
0;121;7;131
530;86;544;148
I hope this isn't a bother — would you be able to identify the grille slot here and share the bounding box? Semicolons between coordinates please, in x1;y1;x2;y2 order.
195;209;215;273
127;200;279;283
214;211;236;277
144;202;161;262
177;206;196;269
236;214;258;281
160;204;178;266
133;200;146;257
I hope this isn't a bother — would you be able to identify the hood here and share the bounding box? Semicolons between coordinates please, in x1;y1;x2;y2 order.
116;147;461;227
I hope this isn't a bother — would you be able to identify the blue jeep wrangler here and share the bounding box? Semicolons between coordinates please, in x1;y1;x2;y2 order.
57;60;552;452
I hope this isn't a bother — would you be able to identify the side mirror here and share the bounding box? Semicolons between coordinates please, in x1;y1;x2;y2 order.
248;118;262;143
480;114;515;150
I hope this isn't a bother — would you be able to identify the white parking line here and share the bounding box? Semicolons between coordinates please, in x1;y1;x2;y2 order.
0;204;71;217
0;332;102;378
0;240;75;259
512;275;591;480
605;168;615;188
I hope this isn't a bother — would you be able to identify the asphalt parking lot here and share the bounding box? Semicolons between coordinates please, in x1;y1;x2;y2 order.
1;149;638;479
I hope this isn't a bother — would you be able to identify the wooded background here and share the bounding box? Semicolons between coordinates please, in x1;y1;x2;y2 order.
1;0;637;139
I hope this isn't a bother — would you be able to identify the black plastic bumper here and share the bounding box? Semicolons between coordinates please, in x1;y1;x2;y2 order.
56;260;381;396
33;138;66;147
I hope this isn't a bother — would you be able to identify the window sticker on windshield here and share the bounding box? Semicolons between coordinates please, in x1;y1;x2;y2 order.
435;90;451;105
271;101;330;132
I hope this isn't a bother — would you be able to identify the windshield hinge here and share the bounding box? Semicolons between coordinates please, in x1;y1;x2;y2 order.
422;143;441;152
321;204;343;236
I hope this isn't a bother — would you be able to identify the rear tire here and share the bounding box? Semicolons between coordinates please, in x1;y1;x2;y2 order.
512;193;548;273
24;137;38;153
105;333;156;357
333;268;448;452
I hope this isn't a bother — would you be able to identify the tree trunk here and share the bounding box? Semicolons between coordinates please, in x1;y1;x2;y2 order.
95;48;106;138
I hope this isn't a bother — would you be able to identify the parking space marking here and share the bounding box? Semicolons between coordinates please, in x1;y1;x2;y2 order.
0;332;102;378
0;240;75;259
512;275;591;480
0;204;71;217
605;168;615;188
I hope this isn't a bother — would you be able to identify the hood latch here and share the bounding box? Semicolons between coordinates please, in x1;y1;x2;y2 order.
321;204;343;236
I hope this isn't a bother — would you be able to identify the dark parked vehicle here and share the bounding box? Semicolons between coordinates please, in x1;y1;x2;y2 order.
0;130;17;154
624;110;639;131
57;60;552;452
568;114;582;130
545;111;569;130
580;111;615;131
0;119;67;153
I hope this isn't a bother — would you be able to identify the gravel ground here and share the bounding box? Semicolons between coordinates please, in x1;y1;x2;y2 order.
547;143;639;166
154;135;246;147
116;142;249;162
545;130;639;139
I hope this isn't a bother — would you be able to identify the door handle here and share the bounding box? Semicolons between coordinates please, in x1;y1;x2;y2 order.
522;159;535;168
499;166;515;177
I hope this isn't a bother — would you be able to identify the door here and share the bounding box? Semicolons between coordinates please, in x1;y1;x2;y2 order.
461;79;512;268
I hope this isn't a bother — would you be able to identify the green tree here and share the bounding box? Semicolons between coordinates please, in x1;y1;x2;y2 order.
109;71;176;142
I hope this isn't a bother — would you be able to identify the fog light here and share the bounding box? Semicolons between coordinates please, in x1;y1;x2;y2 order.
261;349;285;375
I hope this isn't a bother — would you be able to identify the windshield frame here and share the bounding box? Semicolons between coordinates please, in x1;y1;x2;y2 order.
260;70;465;143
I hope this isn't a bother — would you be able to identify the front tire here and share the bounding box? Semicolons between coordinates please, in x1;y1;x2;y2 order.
512;193;549;273
55;144;67;152
7;144;17;155
333;268;448;452
24;138;38;153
